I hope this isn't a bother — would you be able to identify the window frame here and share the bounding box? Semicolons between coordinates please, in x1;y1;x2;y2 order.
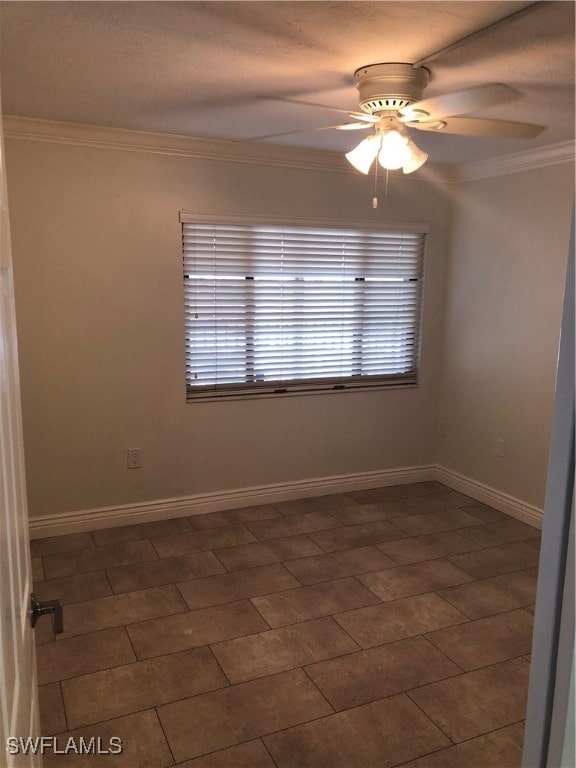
181;212;428;402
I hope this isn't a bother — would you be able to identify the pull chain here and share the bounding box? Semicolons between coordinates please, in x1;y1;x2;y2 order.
372;160;390;209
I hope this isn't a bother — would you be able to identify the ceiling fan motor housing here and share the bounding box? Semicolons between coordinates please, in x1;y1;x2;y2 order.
354;63;430;115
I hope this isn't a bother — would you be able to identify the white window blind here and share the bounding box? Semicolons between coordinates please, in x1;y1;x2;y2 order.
182;218;425;400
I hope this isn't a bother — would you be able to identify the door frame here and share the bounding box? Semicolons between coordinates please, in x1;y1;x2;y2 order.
0;78;41;765
522;210;575;766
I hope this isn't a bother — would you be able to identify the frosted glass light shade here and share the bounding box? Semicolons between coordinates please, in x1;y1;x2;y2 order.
345;134;381;174
346;130;429;177
402;139;428;174
378;130;409;170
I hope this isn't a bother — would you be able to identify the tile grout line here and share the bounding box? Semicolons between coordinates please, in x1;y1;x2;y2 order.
271;496;361;518
36;566;536;643
124;609;274;662
105;554;228;594
170;735;282;767
246;526;346;546
214;543;396;577
103;566;120;597
317;615;363;653
173;576;384;642
433;586;538;621
389;717;528;766
64;672;231;733
32;543;98;560
153;706;178;766
211;546;236;573
51;592;190;642
96;547;536;596
300;665;336;714
415;643;536;677
34;568;113;596
58;680;69;733
174;580;190;609
128;596;534;666
53;651;527;755
388;717;529;767
212;530;323;550
43;626;218;688
283;561;398;587
342;580;475;611
42;552;161;581
260;736;281;768
174;586;312;613
419;633;467;675
207;617;366;680
113;550;533;618
247;598;273;630
30;485;536;764
404;690;457;746
258;685;457;753
431;588;478;621
53;691;223;739
206;644;234;687
56;612;531;691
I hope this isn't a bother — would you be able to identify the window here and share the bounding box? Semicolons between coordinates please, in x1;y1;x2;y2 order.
182;214;426;400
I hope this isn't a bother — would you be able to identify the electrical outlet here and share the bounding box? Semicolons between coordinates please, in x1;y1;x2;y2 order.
496;439;506;458
439;421;447;438
127;448;141;469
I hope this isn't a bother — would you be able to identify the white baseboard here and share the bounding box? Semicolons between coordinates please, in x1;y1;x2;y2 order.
28;463;543;539
28;465;437;538
434;465;543;530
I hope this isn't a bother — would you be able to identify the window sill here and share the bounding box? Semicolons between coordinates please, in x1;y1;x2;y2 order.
186;380;419;403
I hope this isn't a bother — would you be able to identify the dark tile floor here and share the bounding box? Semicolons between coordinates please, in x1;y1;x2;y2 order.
31;481;541;767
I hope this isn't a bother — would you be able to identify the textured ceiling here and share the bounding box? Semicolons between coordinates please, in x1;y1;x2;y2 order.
1;1;574;165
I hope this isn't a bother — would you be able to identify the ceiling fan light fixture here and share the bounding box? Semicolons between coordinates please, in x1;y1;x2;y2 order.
345;134;381;174
377;129;410;170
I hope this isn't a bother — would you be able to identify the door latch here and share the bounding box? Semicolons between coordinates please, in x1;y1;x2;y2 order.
30;593;64;634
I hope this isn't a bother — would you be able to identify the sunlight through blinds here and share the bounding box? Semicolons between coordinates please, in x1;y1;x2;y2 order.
182;219;425;399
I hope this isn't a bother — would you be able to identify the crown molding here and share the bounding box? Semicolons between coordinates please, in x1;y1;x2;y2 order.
3;115;572;183
3;115;354;174
2;115;454;182
454;140;575;182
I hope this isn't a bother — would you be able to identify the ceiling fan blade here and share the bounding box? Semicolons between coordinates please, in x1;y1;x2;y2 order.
265;97;378;121
400;83;518;120
347;112;380;123
337;122;373;131
407;116;545;138
246;123;370;141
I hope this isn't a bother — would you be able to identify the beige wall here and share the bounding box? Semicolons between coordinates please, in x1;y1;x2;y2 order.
437;163;573;508
6;135;572;520
5;138;452;518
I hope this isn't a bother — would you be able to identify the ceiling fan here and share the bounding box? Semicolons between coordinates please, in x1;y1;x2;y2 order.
249;4;548;178
263;62;545;176
338;63;543;174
